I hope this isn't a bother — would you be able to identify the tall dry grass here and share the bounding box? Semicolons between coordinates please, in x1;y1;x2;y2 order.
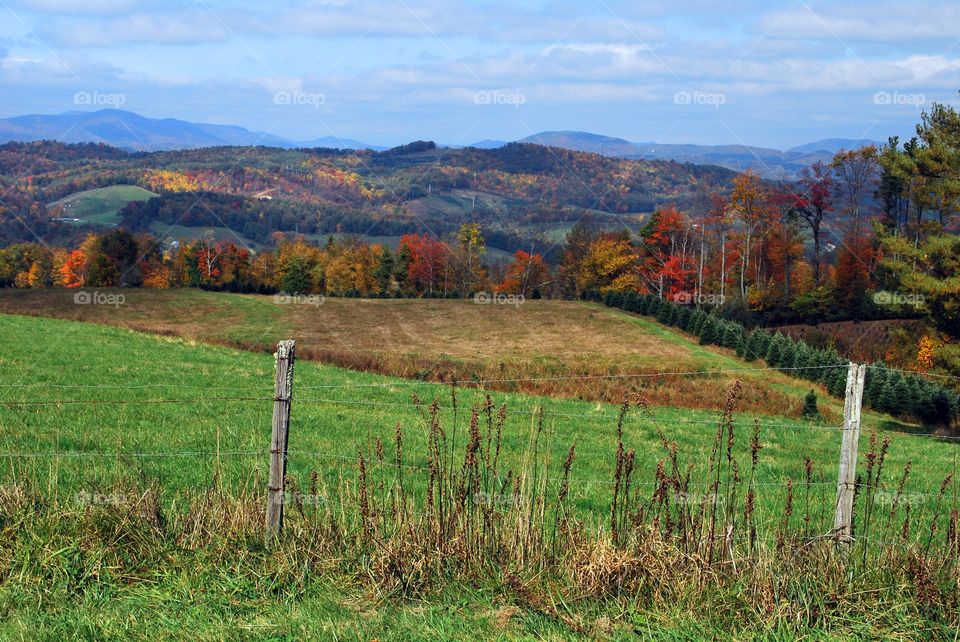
1;380;957;634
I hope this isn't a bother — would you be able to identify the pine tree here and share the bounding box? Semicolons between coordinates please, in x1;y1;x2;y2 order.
647;296;663;318
792;342;811;374
777;340;796;370
638;294;654;315
689;310;705;335
801;389;821;420
733;327;747;356
656;299;672;324
877;371;903;415
744;331;761;361
864;366;886;409
699;317;718;345
818;350;843;384
754;331;772;361
827;367;848;397
766;333;785;366
907;376;927;418
893;376;912;416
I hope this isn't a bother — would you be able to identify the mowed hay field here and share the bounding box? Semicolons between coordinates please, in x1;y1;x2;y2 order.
0;288;901;422
49;185;158;226
2;314;960;639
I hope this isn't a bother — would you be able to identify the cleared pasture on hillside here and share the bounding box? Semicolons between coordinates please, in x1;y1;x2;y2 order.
0;288;908;423
49;185;157;226
0;314;954;537
3;315;960;640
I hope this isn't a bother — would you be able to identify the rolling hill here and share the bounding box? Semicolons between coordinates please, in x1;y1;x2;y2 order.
49;184;157;226
0;288;916;427
0;110;880;178
0;139;735;253
2;310;955;638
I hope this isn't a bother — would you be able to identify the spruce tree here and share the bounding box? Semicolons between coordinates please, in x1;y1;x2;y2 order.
864;366;886;410
690;310;706;336
754;331;772;361
744;331;761;361
792;342;811;374
656;299;672;324
733;327;747;356
779;340;797;370
699;317;718;345
801;389;821;420
647;297;663;318
878;374;907;415
766;333;785;366
827;366;848;397
893;376;912;416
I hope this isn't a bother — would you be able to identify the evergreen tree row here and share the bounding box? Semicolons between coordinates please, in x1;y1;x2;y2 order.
598;290;959;426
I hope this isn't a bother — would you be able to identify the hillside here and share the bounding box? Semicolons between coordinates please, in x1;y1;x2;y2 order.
0;140;735;253
1;312;957;639
0;111;880;180
0;288;918;428
49;184;157;225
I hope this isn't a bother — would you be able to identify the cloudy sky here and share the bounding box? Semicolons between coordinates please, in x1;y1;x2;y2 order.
1;0;958;148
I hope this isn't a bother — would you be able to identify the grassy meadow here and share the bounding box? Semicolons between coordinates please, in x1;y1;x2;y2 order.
49;185;158;226
0;288;917;423
0;315;958;639
1;310;959;639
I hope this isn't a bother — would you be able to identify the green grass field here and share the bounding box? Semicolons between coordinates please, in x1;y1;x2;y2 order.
49;185;157;226
2;312;959;639
0;288;919;424
0;313;955;535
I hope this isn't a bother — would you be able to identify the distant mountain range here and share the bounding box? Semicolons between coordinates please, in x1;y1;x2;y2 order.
512;132;883;178
0;110;880;177
0;110;383;152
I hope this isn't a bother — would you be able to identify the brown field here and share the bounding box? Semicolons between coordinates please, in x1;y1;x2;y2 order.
0;288;854;421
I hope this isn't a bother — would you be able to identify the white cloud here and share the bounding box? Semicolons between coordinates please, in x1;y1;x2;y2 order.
758;3;960;42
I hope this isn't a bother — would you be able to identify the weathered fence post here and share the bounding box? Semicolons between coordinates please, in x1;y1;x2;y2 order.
833;362;866;542
266;339;295;538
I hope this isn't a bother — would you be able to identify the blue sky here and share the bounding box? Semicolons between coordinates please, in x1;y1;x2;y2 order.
1;0;958;148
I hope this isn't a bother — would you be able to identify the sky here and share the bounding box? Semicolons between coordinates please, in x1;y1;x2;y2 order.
1;0;958;148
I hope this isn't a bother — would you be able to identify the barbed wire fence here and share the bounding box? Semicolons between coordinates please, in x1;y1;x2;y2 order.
1;342;957;542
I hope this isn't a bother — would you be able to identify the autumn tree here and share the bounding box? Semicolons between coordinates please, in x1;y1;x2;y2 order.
793;161;833;284
830;146;879;235
398;233;449;296
86;229;140;287
497;250;550;297
451;223;487;294
728;171;770;298
559;220;599;298
59;249;87;288
638;205;695;298
325;242;384;296
833;232;874;317
574;231;640;294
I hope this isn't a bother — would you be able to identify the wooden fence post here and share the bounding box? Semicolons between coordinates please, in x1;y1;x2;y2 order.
266;339;295;538
833;362;866;542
